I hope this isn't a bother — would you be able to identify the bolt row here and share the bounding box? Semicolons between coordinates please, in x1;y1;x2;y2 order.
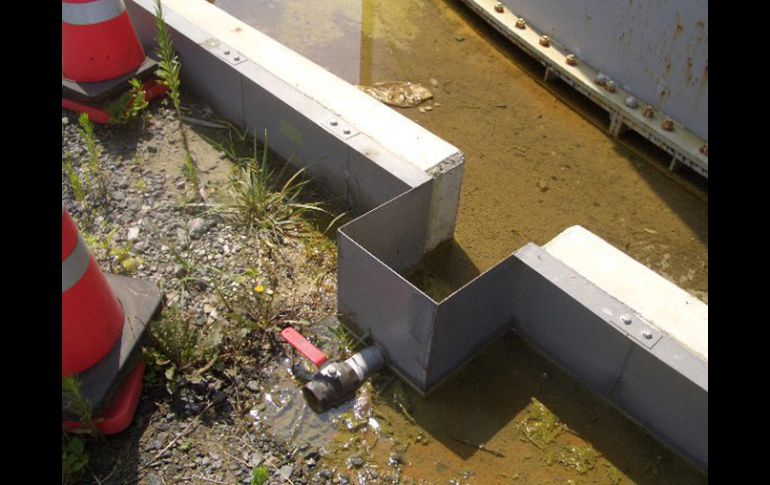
494;3;700;145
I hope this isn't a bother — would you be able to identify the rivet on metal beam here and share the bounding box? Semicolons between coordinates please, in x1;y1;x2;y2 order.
620;314;632;325
539;35;551;47
515;17;527;29
565;54;577;66
641;330;654;340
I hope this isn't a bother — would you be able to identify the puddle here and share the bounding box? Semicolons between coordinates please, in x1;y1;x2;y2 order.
214;0;707;481
251;321;705;483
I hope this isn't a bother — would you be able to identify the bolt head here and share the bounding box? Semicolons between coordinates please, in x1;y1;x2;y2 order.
539;35;551;47
233;56;241;61
624;96;638;108
620;314;632;325
515;18;527;29
662;118;674;131
224;49;231;55
565;54;577;66
494;2;504;13
325;366;340;378
642;330;653;340
329;120;339;126
343;128;351;135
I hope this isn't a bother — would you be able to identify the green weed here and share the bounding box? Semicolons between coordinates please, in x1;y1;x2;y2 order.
63;157;86;203
154;0;198;187
78;113;108;201
62;433;89;485
81;228;143;275
62;375;97;435
516;397;601;474
146;305;223;392
106;78;150;125
250;465;269;485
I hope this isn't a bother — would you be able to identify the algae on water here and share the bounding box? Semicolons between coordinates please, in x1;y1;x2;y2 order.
516;397;601;474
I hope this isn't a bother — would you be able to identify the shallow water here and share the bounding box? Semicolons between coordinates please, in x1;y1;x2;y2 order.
216;0;707;481
257;322;705;483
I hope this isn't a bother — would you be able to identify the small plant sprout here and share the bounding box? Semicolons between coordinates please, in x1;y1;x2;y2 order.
154;0;204;197
251;465;269;485
62;375;98;435
63;156;86;203
77;113;109;201
62;433;89;485
106;77;149;124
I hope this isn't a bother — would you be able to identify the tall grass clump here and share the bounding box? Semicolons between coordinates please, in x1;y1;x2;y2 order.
213;129;333;245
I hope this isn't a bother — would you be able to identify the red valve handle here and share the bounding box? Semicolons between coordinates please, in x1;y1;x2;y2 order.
280;327;328;368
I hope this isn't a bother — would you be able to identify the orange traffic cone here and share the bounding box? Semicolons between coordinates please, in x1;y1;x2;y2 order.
61;0;166;123
62;207;161;434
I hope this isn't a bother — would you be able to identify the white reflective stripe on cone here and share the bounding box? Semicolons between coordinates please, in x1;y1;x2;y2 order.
62;236;91;293
62;0;126;26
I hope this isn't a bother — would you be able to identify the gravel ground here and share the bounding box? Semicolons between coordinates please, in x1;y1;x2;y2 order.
62;98;352;485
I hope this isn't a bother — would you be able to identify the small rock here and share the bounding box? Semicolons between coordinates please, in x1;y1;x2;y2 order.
419;107;426;113
424;106;433;112
347;455;364;469
176;179;186;190
62;116;69;126
173;264;187;278
279;464;294;481
189;218;216;239
317;468;333;480
388;453;403;467
127;226;140;241
455;34;465;42
429;78;439;87
247;380;261;393
176;228;191;249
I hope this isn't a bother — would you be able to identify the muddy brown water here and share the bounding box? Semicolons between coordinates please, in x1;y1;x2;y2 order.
214;0;707;482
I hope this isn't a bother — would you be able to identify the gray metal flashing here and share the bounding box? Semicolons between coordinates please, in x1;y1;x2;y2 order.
510;244;707;470
126;0;706;471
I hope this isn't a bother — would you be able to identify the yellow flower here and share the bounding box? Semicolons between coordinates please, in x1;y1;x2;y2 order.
254;284;265;294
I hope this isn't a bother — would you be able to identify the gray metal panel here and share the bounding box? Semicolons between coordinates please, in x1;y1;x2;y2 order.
500;0;708;139
426;254;520;390
337;231;437;392
611;343;708;471
340;184;432;275
510;244;634;397
236;60;430;214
